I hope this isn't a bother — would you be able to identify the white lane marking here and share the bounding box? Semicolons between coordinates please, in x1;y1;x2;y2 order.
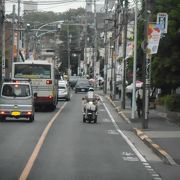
19;102;67;180
122;156;139;162
143;162;149;165
122;152;134;156
101;96;163;179
102;99;147;163
102;118;111;122
122;152;139;162
107;130;119;135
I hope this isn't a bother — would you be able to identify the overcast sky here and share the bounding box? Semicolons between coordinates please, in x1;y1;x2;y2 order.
5;0;87;15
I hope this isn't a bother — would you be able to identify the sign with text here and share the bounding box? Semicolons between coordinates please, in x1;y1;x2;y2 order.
157;13;168;33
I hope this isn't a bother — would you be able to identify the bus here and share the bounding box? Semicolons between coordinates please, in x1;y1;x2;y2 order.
12;60;60;110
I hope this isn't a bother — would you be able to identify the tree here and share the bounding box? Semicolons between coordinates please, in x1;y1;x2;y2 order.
151;0;180;94
23;8;86;74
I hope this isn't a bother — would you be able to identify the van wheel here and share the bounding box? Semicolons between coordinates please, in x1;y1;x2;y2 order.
83;115;86;123
94;116;97;123
29;115;34;122
50;103;56;111
66;97;70;101
0;116;5;122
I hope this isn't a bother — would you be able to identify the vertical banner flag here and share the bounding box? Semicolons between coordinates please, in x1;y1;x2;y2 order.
14;32;18;57
147;23;161;54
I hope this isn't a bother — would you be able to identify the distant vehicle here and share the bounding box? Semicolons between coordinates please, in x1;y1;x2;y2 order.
0;80;35;122
69;76;78;89
58;80;70;101
12;60;60;110
75;79;91;93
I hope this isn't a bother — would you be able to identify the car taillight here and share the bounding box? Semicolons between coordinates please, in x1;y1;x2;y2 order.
46;80;52;84
0;111;6;115
26;112;32;115
48;95;53;99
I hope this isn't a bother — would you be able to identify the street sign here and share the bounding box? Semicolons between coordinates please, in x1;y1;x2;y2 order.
157;13;168;33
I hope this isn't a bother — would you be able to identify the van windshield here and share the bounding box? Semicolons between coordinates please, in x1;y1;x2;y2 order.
2;84;31;97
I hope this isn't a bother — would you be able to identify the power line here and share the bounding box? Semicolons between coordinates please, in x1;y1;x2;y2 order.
6;0;91;5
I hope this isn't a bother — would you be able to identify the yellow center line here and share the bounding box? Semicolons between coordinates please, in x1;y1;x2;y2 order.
19;102;67;180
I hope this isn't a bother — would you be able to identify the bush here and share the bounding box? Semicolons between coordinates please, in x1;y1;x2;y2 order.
157;94;180;112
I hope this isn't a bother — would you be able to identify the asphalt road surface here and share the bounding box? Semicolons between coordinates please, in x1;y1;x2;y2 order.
0;92;163;180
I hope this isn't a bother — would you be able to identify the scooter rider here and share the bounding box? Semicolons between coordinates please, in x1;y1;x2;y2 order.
82;87;99;116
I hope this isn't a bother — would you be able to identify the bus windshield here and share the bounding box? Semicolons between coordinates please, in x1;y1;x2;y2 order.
14;64;51;79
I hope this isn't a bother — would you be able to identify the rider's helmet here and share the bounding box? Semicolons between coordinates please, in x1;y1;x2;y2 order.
88;87;94;92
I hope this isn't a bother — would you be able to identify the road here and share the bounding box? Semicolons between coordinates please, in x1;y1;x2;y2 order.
0;92;163;180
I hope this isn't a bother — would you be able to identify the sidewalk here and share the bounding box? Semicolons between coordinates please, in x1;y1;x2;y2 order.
105;92;180;166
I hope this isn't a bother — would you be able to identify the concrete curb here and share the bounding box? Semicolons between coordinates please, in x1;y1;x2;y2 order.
134;128;177;166
106;95;177;166
106;96;131;124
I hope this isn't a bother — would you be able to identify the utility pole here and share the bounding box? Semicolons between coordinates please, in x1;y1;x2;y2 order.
104;0;108;94
17;0;21;61
131;0;138;119
77;27;81;76
113;3;119;100
84;1;88;76
93;0;97;79
142;0;150;129
10;5;16;77
0;0;5;81
121;0;128;109
67;25;71;77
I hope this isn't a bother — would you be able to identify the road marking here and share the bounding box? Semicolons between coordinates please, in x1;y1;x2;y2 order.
102;118;111;122
122;152;139;162
19;102;67;180
102;100;147;163
122;152;134;156
123;156;139;161
101;98;162;179
107;130;119;135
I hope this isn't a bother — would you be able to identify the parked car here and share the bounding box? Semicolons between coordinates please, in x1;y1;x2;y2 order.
74;79;91;93
58;80;70;101
0;79;35;122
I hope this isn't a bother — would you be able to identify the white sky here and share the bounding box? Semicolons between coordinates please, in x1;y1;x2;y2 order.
5;0;87;15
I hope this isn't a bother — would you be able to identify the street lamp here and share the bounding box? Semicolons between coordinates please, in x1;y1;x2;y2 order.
25;23;30;59
67;25;72;77
110;44;114;98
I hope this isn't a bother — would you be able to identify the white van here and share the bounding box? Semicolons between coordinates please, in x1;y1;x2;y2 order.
0;80;35;122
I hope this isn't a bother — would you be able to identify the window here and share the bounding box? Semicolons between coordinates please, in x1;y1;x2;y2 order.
14;64;51;79
2;84;30;97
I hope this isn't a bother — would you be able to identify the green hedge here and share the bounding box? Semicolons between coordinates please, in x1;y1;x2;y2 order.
158;94;180;112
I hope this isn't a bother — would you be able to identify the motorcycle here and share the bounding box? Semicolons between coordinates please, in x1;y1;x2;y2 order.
82;98;98;123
